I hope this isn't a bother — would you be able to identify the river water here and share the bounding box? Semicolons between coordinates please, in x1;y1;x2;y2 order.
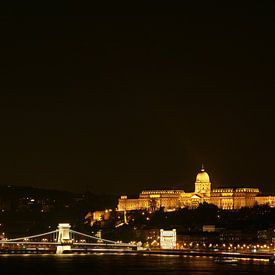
0;254;274;274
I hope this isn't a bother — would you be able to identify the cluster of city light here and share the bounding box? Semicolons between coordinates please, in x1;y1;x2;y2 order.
74;239;86;243
144;235;160;247
177;242;275;251
126;239;275;250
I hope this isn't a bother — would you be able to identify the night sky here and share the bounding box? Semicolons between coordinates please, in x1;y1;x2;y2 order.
0;4;275;194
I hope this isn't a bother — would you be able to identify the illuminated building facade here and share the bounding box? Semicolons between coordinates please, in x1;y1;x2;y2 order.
85;209;113;225
160;229;177;249
117;166;275;211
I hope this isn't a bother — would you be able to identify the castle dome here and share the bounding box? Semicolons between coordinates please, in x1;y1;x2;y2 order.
196;166;210;183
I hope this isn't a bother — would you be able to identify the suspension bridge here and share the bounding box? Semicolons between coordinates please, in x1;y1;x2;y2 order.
0;223;138;254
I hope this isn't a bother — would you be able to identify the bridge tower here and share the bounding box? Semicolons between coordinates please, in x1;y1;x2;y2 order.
56;223;72;254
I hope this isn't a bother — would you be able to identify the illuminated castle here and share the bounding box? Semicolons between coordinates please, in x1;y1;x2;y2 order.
117;166;275;211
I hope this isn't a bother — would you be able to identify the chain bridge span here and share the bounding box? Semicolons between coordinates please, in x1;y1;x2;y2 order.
0;223;138;254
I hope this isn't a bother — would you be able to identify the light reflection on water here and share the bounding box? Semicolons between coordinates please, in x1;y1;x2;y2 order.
0;254;274;274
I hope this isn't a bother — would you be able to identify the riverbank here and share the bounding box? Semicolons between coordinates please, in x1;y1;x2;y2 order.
139;249;275;260
0;247;274;262
64;248;275;261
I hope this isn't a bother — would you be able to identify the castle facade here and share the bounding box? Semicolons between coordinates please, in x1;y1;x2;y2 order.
117;167;275;211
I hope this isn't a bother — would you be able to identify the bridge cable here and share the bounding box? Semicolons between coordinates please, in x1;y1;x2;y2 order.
1;229;59;242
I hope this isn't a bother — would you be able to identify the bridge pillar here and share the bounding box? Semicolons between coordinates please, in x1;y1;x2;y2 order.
56;223;71;254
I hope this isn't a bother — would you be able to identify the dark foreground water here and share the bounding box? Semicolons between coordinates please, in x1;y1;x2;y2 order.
0;254;275;274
